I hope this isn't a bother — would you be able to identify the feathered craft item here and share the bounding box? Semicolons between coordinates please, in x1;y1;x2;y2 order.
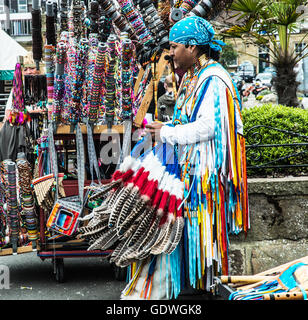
78;139;184;267
7;110;31;126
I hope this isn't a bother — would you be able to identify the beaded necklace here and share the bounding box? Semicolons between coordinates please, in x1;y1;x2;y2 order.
171;59;249;290
172;54;211;126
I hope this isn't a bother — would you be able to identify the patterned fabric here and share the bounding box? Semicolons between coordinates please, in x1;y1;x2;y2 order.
172;60;216;126
122;57;248;299
169;16;226;51
161;57;248;291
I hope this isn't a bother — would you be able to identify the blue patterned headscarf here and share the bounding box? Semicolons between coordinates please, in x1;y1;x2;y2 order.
169;16;226;52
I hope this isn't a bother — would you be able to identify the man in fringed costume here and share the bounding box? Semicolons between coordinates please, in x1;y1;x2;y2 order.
79;16;249;300
122;16;248;299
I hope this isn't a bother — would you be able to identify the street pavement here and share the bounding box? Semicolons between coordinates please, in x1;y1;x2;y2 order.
0;251;217;301
0;251;126;300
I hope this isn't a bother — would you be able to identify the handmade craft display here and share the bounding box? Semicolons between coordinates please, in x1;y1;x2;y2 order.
0;159;36;253
60;0;69;32
0;182;6;248
43;4;138;127
137;0;169;48
13;0;252;300
120;38;135;120
34;0;233;128
171;0;233;22
24;74;47;106
8;63;30;125
52;42;67;123
78;141;184;264
45;44;55;121
71;0;84;40
227;261;308;300
69;38;89;124
117;0;154;48
32;172;66;215
88;42;107;123
3;161;19;252
46;1;56;47
31;0;43;69
85;0;100;34
16;156;38;246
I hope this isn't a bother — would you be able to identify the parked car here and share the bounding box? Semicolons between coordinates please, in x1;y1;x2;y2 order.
232;75;243;89
237;61;256;82
263;67;277;76
254;72;273;88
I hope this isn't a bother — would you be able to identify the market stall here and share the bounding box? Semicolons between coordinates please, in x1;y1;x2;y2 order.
0;29;29;81
0;0;257;298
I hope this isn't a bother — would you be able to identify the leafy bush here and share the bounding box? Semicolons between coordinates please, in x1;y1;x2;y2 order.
258;89;271;96
242;104;308;177
256;95;263;100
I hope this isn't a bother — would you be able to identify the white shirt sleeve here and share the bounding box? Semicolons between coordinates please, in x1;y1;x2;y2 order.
160;79;215;145
160;77;243;146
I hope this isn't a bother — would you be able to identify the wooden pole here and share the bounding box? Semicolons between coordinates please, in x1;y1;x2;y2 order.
231;256;308;291
134;50;169;127
220;275;274;284
263;291;308;300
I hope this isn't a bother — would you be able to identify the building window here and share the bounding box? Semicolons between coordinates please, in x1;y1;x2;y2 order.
258;45;270;73
0;0;4;14
18;0;28;13
295;42;307;57
9;19;32;36
227;57;238;67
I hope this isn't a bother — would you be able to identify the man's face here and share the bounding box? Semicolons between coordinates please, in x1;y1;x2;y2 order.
169;41;193;71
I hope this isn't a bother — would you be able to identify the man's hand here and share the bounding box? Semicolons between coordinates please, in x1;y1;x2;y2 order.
145;121;164;142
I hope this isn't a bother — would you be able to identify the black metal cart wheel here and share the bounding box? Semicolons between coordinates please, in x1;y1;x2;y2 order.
112;263;127;281
53;258;65;283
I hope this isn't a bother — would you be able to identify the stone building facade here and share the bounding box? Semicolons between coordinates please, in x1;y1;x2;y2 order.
226;33;308;75
228;176;308;275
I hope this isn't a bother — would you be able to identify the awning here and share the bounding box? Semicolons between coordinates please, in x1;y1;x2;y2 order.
0;70;14;81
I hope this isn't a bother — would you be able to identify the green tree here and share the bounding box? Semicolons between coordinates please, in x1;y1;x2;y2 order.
220;42;238;68
224;0;308;107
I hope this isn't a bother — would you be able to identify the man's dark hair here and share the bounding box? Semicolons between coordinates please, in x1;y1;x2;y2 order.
197;44;220;62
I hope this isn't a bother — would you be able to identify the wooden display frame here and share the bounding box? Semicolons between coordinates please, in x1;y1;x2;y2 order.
133;49;170;127
54;123;125;135
0;245;36;256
